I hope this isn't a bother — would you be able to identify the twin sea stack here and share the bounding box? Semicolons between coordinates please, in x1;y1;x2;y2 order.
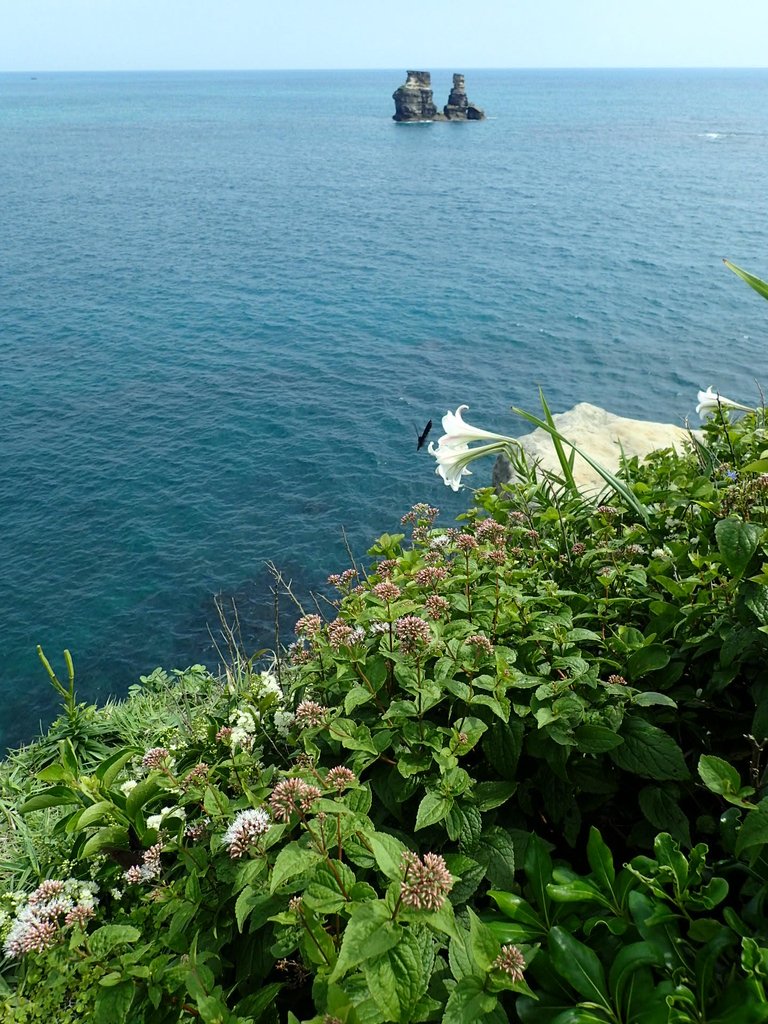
392;71;485;122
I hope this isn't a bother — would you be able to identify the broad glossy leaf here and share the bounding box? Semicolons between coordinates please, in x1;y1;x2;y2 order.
549;926;610;1005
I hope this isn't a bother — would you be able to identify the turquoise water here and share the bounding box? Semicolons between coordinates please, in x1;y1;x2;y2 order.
3;69;768;748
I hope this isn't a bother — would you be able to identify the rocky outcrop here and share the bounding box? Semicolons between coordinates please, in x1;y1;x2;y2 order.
392;71;485;122
443;74;485;120
492;403;694;493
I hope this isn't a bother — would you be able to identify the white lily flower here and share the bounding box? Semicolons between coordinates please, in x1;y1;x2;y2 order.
437;405;516;449
696;386;754;420
428;405;518;490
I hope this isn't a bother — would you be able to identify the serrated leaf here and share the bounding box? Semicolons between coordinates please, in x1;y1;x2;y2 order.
369;831;407;880
443;975;497;1024
468;909;499;972
472;781;517;811
270;843;321;892
94;980;134;1024
364;929;427;1022
88;925;141;957
610;717;689;781
415;791;453;830
474;828;516;890
329;901;400;982
303;860;356;913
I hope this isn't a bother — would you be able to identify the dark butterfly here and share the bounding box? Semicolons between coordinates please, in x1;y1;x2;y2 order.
416;419;433;451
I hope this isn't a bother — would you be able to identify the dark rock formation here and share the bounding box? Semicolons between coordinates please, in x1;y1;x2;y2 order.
392;71;439;122
443;73;485;120
392;71;485;122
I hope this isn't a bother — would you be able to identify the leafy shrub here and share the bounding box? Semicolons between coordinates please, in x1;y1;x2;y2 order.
5;372;768;1020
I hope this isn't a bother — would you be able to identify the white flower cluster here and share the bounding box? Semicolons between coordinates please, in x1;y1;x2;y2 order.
222;808;271;858
273;709;296;738
146;805;186;832
229;708;260;750
258;670;283;702
3;879;99;958
120;779;138;796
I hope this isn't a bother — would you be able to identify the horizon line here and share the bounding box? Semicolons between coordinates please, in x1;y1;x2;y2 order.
3;64;768;75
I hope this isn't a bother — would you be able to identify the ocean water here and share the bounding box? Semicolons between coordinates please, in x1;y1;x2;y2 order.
2;68;768;749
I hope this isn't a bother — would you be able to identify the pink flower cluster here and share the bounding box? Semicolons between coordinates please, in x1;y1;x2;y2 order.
269;778;323;821
425;595;450;620
414;566;448;587
4;880;98;958
466;634;494;655
142;746;170;769
493;944;526;981
373;581;401;602
124;843;163;884
295;700;328;728
327;619;356;650
325;766;356;791
455;534;478;552
327;568;357;589
395;615;432;653
223;808;271;858
401;503;439;525
376;559;398;577
400;852;454;912
295;614;323;637
182;763;209;789
475;518;506;544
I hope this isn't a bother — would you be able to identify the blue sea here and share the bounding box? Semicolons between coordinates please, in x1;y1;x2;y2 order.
2;68;768;749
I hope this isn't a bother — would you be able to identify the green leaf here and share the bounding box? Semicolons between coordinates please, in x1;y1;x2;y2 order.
474;827;516;890
415;791;453;830
627;645;670;682
608;941;662;1004
303;860;356;913
724;259;768;302
88;925;141;957
468;909;500;972
549;925;610;1006
698;755;743;797
364;929;428;1023
632;691;677;708
472;781;517;811
369;831;408;880
586;827;615;891
512;396;650;522
19;787;80;813
736;800;768;857
329;901;400;982
716;517;763;579
610;717;689;781
573;724;624;753
126;777;164;818
270;843;322;892
81;826;129;858
443;976;498;1024
95;747;141;789
94;980;134;1024
75;800;119;831
638;786;692;846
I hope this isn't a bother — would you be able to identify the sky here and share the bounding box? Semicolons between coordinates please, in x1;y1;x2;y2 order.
2;0;768;72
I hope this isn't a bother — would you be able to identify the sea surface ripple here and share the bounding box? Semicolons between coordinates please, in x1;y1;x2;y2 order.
2;69;768;747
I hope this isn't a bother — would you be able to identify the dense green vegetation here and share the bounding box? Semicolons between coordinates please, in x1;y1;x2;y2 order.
3;261;768;1022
